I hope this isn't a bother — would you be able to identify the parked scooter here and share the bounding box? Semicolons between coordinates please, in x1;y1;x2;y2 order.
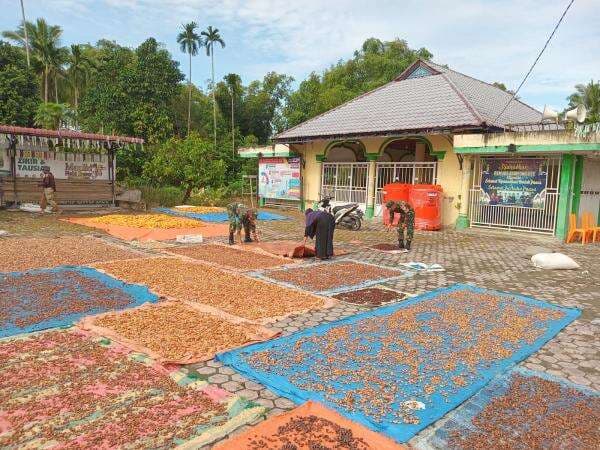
316;196;363;231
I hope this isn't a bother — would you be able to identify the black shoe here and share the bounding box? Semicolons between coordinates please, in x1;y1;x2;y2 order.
398;241;405;250
244;237;253;243
405;240;411;251
228;233;235;245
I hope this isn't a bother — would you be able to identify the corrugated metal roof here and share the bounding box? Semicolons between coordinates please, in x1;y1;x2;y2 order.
275;60;542;142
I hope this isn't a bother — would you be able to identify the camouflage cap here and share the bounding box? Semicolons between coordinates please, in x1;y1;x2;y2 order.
385;200;395;209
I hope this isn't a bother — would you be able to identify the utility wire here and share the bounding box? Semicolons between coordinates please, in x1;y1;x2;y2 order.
494;0;575;124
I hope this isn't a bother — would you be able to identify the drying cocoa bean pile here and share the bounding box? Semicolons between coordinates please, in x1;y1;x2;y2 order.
266;261;401;291
169;244;287;270
0;270;132;330
447;372;600;449
90;301;273;362
333;288;405;306
245;289;566;427
94;257;326;320
371;243;400;251
0;330;229;448
245;415;372;450
0;236;139;272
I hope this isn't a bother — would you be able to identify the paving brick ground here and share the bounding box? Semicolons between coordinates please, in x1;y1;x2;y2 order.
195;211;600;447
3;209;598;447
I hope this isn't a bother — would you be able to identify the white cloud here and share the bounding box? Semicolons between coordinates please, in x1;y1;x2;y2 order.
1;0;597;108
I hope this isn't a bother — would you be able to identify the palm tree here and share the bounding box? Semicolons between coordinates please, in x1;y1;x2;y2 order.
3;18;63;102
224;73;242;155
177;22;202;136
567;80;600;123
67;44;96;115
34;102;66;130
201;26;225;149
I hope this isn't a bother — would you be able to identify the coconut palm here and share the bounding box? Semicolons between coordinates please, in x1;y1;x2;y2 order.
177;22;202;135
201;26;225;149
66;44;96;115
567;80;600;123
3;18;63;102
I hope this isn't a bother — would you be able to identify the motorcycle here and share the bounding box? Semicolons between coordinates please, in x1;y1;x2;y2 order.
316;196;363;231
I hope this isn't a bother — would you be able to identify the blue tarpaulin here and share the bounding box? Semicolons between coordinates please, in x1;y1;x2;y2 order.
218;284;580;443
0;266;159;338
153;207;288;222
421;366;600;449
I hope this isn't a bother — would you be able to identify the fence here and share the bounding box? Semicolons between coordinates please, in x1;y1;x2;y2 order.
469;156;562;234
321;162;368;205
375;162;438;205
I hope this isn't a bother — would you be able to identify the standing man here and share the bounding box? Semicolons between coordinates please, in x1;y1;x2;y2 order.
227;202;245;245
39;166;60;214
386;200;415;251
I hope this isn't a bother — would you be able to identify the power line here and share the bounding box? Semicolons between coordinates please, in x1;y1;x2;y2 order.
494;0;575;124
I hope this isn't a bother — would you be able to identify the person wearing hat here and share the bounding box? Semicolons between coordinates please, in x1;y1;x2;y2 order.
386;200;414;251
39;166;60;214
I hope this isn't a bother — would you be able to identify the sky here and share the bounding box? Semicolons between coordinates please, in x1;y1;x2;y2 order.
1;0;599;112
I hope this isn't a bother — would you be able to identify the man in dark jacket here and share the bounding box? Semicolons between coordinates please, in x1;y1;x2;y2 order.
39;166;60;213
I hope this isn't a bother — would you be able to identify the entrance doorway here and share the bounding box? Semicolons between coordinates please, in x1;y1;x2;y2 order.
320;141;368;208
375;138;438;213
578;158;600;224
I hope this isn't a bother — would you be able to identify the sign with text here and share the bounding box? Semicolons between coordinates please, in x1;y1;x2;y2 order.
259;157;301;200
480;158;548;209
2;149;111;181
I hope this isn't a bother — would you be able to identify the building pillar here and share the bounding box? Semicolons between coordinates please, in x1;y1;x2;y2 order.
314;154;325;210
455;155;472;229
571;155;584;215
556;154;575;240
365;153;378;219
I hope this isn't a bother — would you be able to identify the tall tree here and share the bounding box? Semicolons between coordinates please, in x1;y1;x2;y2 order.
66;44;96;115
567;80;600;123
0;40;39;125
177;22;202;136
201;26;225;149
224;73;242;154
3;18;63;102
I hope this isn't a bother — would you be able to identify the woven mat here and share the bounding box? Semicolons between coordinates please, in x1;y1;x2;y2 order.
0;329;265;448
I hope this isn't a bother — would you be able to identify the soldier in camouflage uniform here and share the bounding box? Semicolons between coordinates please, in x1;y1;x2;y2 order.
227;203;259;244
386;200;415;251
227;202;245;245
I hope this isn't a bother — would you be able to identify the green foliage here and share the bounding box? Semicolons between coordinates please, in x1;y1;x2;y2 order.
284;38;432;127
0;41;39;125
139;185;184;207
79;38;184;144
567;80;600;123
34;102;69;129
143;134;226;202
189;187;232;207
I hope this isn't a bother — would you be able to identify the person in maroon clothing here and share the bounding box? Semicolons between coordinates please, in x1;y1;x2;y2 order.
39;166;60;213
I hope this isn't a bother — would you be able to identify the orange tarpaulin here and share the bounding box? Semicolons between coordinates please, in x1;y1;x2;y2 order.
78;300;280;365
63;217;229;241
214;400;406;450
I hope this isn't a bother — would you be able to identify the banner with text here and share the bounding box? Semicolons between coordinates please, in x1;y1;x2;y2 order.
259;157;301;200
2;148;112;180
480;158;548;209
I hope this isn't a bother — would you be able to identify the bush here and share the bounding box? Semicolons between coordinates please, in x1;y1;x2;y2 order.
139;186;183;207
188;187;230;207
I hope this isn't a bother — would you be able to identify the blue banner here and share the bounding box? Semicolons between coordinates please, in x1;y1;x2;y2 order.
480;158;547;208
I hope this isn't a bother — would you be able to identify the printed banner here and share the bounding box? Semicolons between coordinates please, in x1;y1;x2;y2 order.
2;148;112;180
480;158;547;208
259;157;301;200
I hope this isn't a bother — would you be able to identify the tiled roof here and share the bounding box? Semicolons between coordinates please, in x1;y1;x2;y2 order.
0;124;144;144
275;60;542;142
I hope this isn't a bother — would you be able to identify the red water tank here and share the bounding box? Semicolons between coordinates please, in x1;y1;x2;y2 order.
409;184;443;230
382;183;410;226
